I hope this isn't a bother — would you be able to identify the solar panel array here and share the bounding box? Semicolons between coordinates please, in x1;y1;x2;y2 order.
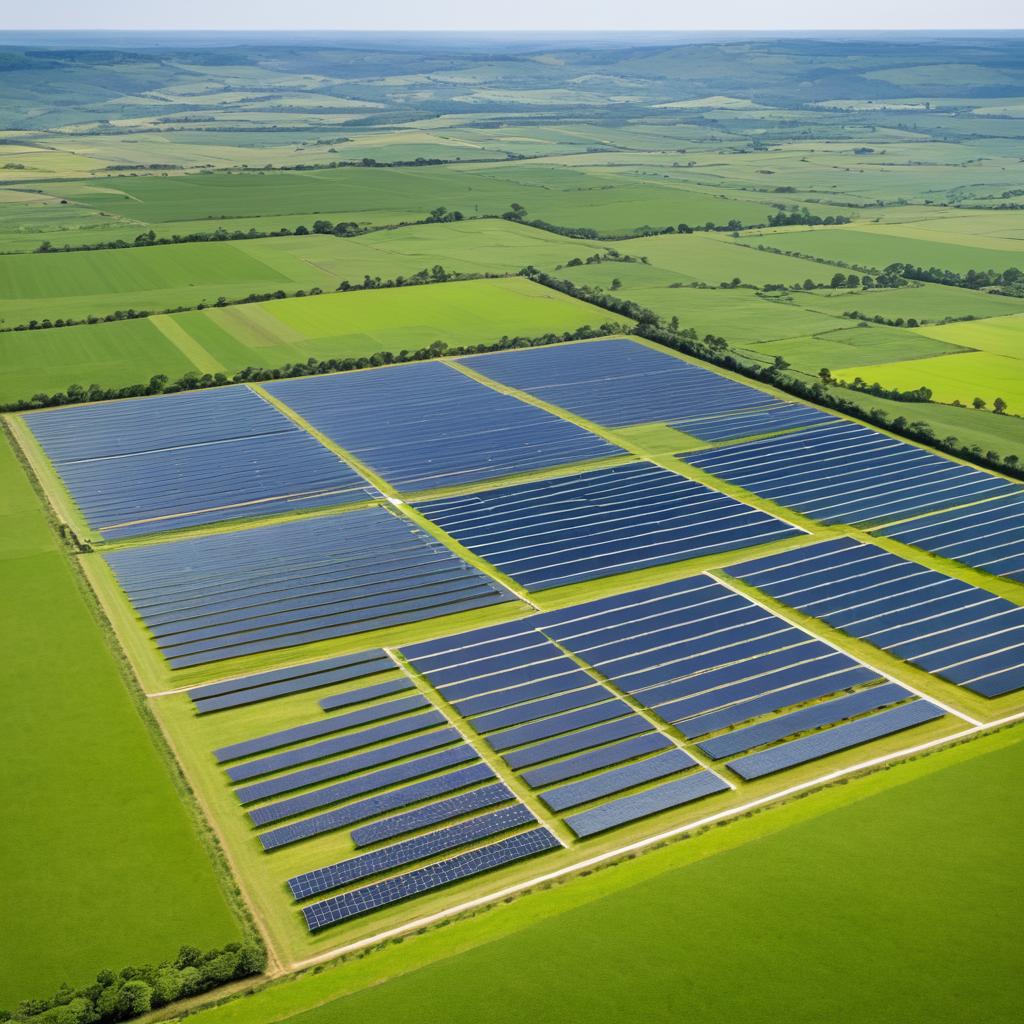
879;494;1024;584
682;421;1017;525
27;385;375;539
105;508;514;668
458;338;780;428
415;462;800;590
263;361;622;493
211;672;555;931
402;617;725;832
191;650;396;714
730;538;1024;698
302;828;561;931
668;402;839;443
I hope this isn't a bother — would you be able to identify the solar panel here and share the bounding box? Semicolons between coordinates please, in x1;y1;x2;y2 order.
521;733;672;788
468;684;610;733
226;710;446;782
214;694;429;763
726;699;946;780
248;744;481;826
682;421;1016;526
668;403;840;443
729;538;1024;697
540;749;695;812
486;699;632;752
287;804;538;900
259;762;496;850
318;677;415;712
351;781;514;847
459;338;781;428
878;494;1024;584
302;828;561;931
25;385;375;538
697;682;912;759
234;728;461;805
414;462;800;591
503;715;654;770
265;361;622;493
105;508;514;668
564;771;730;838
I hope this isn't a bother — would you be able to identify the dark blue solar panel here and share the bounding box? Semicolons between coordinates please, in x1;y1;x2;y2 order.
234;729;461;805
879;494;1024;584
453;671;596;717
487;699;631;752
414;462;799;591
729;539;1024;698
226;710;446;782
503;715;653;770
459;339;777;428
541;749;695;812
104;508;514;668
521;732;672;788
248;744;480;826
214;694;428;762
697;682;911;759
265;361;621;493
564;771;730;838
669;403;839;443
675;667;880;739
287;803;537;900
26;385;375;538
682;421;1017;526
351;782;514;847
726;699;945;779
319;677;415;711
469;685;610;733
302;828;561;931
259;762;496;851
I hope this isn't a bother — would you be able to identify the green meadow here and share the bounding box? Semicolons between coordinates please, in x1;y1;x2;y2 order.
0;431;241;1006
0;277;619;403
915;312;1024;357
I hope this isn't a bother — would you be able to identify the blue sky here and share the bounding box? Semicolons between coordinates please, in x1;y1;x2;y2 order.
4;1;1020;31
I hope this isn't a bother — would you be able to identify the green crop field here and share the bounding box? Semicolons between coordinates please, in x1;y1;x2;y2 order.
841;351;1024;410
0;277;619;405
915;313;1024;357
181;726;1024;1024
753;226;1024;275
0;430;241;1007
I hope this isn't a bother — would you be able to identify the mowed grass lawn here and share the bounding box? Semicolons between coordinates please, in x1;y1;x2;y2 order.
0;277;620;404
187;727;1024;1024
0;431;241;1006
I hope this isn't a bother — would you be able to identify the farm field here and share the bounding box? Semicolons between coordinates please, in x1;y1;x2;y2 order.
0;430;242;1005
181;724;1024;1024
0;277;618;405
0;220;612;325
3;30;1024;1024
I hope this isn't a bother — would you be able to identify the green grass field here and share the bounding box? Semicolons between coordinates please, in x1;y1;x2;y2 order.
0;277;619;404
753;226;1024;275
0;430;241;1007
841;351;1024;410
915;312;1024;357
181;725;1024;1024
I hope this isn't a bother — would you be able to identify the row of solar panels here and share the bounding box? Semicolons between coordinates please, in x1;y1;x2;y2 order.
106;508;513;667
208;666;561;933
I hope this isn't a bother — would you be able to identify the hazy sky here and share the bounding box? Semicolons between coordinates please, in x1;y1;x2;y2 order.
3;1;1020;32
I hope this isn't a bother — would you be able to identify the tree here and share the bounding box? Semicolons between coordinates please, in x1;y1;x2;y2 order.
830;272;847;288
819;368;833;386
803;279;816;290
117;981;153;1017
973;397;987;410
994;397;1008;414
610;277;622;290
772;355;790;372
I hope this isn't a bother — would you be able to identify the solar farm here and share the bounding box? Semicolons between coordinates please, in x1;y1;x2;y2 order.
8;330;1021;978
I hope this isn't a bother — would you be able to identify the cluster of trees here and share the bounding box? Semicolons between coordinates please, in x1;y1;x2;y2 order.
884;262;1024;295
842;310;923;328
2;943;265;1024
559;250;645;269
336;265;474;291
766;206;852;227
424;207;465;223
525;270;1023;482
1;323;625;414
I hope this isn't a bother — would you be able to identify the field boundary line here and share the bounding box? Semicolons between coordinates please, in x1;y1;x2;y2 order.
289;709;1024;972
